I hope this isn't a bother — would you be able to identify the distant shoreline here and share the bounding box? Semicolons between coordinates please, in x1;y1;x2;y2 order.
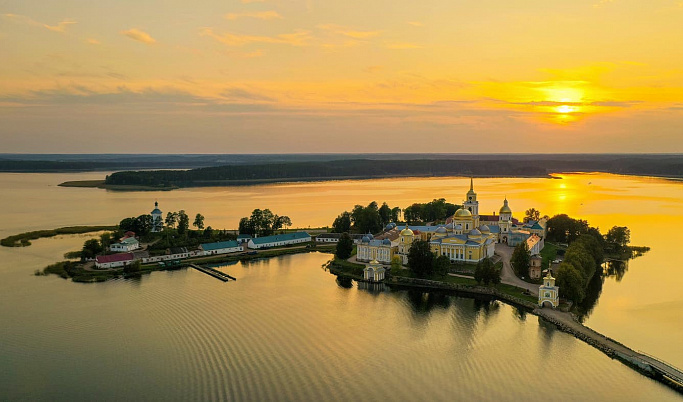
56;170;683;191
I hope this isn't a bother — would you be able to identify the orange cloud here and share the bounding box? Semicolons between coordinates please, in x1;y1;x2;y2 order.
3;13;76;33
121;28;156;44
201;28;311;46
317;24;380;39
225;11;283;20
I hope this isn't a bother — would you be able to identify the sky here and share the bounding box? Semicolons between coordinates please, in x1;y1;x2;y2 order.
1;0;682;153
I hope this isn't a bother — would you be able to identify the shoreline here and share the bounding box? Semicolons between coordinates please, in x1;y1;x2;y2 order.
56;170;683;192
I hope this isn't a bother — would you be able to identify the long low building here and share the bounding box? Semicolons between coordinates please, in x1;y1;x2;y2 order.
248;232;311;249
200;240;244;256
95;253;135;269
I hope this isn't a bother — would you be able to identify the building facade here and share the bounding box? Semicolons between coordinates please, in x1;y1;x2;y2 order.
363;260;386;282
538;270;559;308
110;237;140;252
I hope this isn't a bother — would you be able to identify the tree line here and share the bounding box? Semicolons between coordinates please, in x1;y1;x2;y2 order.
238;209;292;237
101;155;683;188
331;198;462;235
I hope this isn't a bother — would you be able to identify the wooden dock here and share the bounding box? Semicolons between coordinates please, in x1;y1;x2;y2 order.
188;264;236;282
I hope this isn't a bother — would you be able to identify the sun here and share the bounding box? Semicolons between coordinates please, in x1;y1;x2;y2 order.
556;105;577;114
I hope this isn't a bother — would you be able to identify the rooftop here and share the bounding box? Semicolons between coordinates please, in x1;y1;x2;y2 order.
96;253;134;264
250;232;310;245
201;240;240;251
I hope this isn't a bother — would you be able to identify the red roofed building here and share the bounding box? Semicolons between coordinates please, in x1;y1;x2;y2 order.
95;253;134;269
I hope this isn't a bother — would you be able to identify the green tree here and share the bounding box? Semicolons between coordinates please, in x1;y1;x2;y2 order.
510;241;531;278
124;260;142;274
277;216;292;231
391;255;403;271
165;212;178;229
99;233;112;251
351;202;381;234
555;263;585;304
390;207;401;223
335;232;354;260
193;213;205;230
564;242;597;283
525;208;541;222
239;217;255;236
546;214;589;243
407;240;434;277
378;202;392;226
177;210;190;235
605;226;630;253
133;214;153;236
434;255;450;277
81;239;103;260
474;257;501;285
119;217;135;232
332;211;352;233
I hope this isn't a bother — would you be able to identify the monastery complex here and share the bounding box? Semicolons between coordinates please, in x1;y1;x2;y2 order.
357;179;546;265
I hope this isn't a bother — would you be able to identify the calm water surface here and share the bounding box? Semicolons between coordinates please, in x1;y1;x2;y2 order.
0;172;682;401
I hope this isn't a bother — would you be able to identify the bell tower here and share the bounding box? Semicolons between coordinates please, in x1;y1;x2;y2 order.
463;178;479;217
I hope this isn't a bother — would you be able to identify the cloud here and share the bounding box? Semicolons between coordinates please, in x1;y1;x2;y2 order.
121;28;156;44
241;0;266;2
86;38;101;45
201;28;311;46
3;13;77;33
225;11;283;20
386;43;422;49
509;100;640;108
221;87;275;102
407;21;423;27
317;24;380;39
44;20;77;32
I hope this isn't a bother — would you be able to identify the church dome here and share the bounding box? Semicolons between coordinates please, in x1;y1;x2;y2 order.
469;228;482;236
382;239;391;245
361;236;370;243
500;199;512;214
454;208;472;218
454;224;463;231
435;226;448;234
366;234;374;240
400;227;414;236
479;225;491;233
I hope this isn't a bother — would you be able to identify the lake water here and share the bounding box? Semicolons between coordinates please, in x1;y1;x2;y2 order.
0;172;681;401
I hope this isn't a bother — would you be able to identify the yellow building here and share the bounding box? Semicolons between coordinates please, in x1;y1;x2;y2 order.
357;234;396;264
395;180;497;264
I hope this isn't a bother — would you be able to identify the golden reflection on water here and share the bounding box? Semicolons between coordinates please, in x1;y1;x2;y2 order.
1;172;683;368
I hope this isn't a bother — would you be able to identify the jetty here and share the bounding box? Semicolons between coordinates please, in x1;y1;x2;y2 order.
188;264;236;282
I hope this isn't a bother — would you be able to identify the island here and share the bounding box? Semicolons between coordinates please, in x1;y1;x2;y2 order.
49;154;683;190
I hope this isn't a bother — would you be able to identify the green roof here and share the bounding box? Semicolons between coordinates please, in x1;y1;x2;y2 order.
250;232;310;245
201;241;240;251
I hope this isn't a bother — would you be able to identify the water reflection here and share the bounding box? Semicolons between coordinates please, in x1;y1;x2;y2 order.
357;281;386;292
335;276;353;288
604;260;629;282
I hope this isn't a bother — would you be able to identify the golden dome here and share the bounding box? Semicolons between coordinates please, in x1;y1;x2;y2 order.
400;226;414;236
454;208;472;218
500;198;512;214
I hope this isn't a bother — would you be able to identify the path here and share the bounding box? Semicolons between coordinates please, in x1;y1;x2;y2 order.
495;244;539;295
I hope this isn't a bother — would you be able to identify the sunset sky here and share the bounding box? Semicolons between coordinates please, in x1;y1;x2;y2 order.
1;0;682;153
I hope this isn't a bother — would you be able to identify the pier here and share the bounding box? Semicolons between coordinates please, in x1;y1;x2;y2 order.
189;264;236;282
